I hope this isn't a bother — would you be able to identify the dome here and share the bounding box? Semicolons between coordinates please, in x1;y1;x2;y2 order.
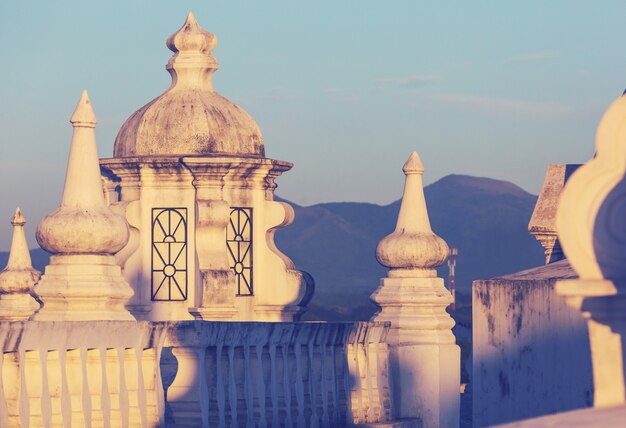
114;13;265;158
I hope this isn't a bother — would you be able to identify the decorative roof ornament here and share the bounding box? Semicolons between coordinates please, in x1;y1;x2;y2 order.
376;151;449;275
114;12;265;157
37;90;129;254
166;12;219;91
0;208;41;320
33;91;134;321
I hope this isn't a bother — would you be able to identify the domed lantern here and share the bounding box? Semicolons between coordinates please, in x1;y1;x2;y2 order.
100;13;311;321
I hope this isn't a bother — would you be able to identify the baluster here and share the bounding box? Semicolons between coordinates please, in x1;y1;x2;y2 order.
80;347;92;428
59;349;71;427
364;342;374;423
154;327;167;427
269;344;279;428
200;346;210;428
255;345;267;428
345;342;358;425
281;345;293;428
374;342;386;422
40;349;52;427
294;343;305;428
243;345;254;428
136;346;150;428
308;341;319;428
329;346;339;427
216;344;226;428
116;348;129;428
320;341;329;428
228;346;237;428
19;349;29;428
99;348;111;427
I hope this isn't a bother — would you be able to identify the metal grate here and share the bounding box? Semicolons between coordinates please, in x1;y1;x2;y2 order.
151;208;188;301
226;207;253;296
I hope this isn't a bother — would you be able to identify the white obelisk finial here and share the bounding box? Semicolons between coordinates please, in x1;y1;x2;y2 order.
33;91;135;321
376;151;449;276
0;208;41;320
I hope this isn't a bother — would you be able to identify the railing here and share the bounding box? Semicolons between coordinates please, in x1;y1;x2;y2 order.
0;321;391;427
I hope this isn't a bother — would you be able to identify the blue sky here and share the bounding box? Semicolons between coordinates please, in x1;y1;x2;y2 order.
1;1;625;249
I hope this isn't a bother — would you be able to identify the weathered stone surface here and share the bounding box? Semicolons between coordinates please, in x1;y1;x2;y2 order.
472;260;592;427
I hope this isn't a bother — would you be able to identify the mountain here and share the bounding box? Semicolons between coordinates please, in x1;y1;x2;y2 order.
0;174;544;322
275;174;545;320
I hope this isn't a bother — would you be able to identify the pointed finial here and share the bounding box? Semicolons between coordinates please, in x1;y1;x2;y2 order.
70;90;97;128
167;11;217;55
37;90;129;254
5;208;33;271
11;207;25;226
0;208;41;319
165;12;219;90
403;151;425;174
376;151;448;275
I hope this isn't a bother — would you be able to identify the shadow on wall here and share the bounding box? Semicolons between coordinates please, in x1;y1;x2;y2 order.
472;278;594;427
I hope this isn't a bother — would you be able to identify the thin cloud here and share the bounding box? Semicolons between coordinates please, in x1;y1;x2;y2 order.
375;74;442;89
427;92;574;116
397;74;442;88
503;51;560;64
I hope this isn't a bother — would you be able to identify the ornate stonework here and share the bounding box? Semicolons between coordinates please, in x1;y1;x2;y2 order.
114;12;264;158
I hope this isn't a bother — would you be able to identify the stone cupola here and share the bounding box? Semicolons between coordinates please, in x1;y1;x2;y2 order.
114;12;264;158
101;13;311;322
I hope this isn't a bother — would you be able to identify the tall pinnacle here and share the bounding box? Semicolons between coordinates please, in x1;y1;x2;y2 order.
34;90;134;321
0;208;41;320
376;151;448;275
6;208;33;271
37;90;129;255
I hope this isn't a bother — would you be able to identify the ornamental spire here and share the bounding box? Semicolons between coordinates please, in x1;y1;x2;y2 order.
34;90;134;321
165;12;219;90
0;208;41;320
6;208;33;270
376;151;449;275
60;90;106;209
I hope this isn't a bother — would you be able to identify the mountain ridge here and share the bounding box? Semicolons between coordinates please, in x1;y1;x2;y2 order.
0;174;544;321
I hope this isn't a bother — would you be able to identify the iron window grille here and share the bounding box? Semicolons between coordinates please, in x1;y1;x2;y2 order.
227;207;253;296
151;208;188;301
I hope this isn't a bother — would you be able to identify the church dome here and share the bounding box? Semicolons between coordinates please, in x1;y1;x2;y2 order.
114;13;265;158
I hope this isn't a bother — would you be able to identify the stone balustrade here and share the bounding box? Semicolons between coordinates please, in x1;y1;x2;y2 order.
0;321;394;427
